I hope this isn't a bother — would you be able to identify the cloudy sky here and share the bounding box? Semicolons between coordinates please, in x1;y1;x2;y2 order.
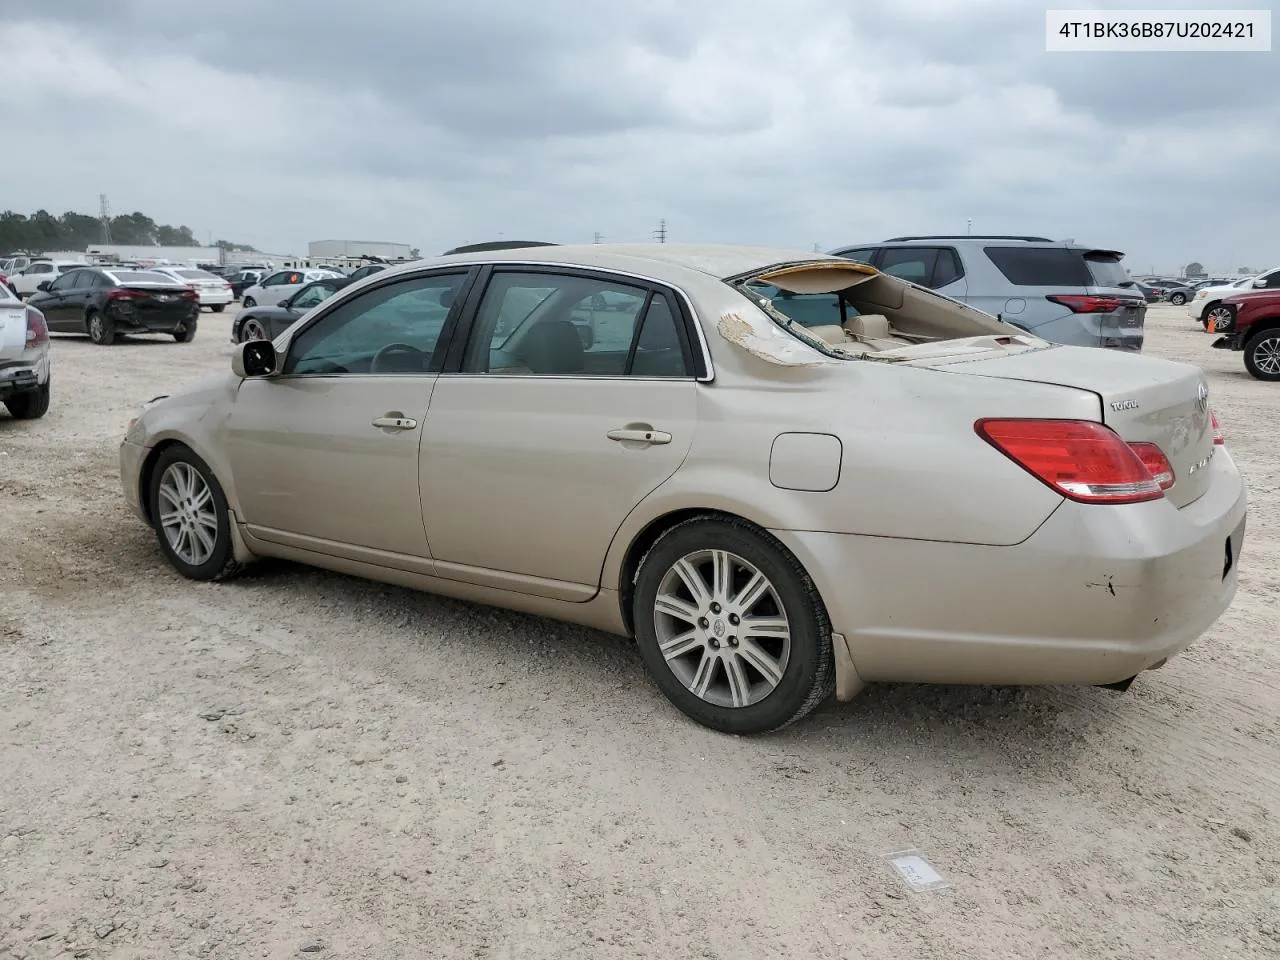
6;0;1276;271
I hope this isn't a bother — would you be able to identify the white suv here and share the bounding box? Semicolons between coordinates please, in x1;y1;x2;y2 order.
0;283;51;419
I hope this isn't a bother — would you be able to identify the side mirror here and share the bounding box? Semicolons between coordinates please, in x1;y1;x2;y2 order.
232;339;278;378
37;281;51;292
1254;279;1267;288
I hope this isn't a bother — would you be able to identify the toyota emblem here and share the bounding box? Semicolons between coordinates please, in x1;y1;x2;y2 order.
1196;381;1210;414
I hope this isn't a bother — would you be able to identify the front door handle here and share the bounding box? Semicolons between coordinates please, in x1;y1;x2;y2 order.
607;427;672;445
372;416;418;430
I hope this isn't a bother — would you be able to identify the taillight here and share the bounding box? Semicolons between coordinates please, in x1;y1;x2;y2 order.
107;288;139;301
1046;294;1129;313
25;307;49;346
1127;442;1175;490
1211;411;1225;445
975;418;1165;504
181;288;198;300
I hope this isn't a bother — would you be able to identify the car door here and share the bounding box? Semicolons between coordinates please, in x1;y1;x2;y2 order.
32;270;79;329
223;269;475;569
420;267;699;601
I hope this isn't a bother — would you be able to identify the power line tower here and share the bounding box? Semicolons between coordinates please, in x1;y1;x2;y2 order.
592;232;603;244
653;219;667;244
99;193;112;244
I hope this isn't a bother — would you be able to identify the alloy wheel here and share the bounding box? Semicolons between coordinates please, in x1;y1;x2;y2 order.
1206;306;1232;331
1252;335;1280;377
241;319;267;342
653;549;791;709
157;462;219;567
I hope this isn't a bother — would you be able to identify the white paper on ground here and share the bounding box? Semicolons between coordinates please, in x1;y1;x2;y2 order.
881;849;950;892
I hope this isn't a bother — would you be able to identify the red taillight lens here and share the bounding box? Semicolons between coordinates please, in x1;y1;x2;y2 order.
107;288;139;301
975;418;1165;504
181;288;198;300
1046;294;1128;313
1127;442;1175;490
25;307;49;346
1211;411;1225;445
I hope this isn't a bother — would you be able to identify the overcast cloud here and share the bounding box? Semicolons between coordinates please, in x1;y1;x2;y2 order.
4;0;1276;271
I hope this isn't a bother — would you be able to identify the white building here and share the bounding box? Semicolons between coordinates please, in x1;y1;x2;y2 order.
308;239;414;260
84;244;223;265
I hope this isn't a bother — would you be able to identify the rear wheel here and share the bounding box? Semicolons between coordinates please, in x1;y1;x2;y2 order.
211;304;226;313
173;319;198;342
148;446;239;580
632;517;835;734
86;311;115;345
1244;330;1280;381
1204;304;1232;332
1169;292;1187;305
4;379;50;420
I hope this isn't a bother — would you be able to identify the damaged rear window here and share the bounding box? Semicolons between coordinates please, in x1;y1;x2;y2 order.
744;282;857;328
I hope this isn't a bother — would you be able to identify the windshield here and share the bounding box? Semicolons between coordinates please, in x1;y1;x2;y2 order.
744;282;855;328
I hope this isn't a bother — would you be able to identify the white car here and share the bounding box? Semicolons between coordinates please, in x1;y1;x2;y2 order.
10;260;86;299
0;282;50;419
241;268;345;308
149;267;235;312
1188;267;1280;328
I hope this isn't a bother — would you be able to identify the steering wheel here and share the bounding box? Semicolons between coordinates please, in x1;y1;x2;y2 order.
370;342;427;374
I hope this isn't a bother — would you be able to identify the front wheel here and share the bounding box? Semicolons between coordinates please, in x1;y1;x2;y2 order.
241;296;256;308
4;379;50;420
1169;292;1187;305
211;304;226;313
632;517;835;734
1204;304;1232;333
148;446;239;580
86;311;115;345
238;318;268;342
1244;330;1280;381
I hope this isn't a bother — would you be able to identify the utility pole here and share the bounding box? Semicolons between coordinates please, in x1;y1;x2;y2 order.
593;232;603;244
654;219;667;244
966;218;972;236
99;193;112;244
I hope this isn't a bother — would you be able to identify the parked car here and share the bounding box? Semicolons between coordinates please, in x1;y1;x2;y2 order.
119;243;1245;734
240;268;344;308
10;260;86;298
1187;270;1280;329
230;278;348;342
148;266;235;312
26;267;200;345
345;263;387;283
0;282;50;419
0;270;13;295
829;235;1146;350
1157;282;1196;305
227;269;267;299
1;256;35;278
1209;289;1280;380
1133;281;1166;304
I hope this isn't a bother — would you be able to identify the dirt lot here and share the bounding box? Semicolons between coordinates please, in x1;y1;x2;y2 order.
1;303;1278;959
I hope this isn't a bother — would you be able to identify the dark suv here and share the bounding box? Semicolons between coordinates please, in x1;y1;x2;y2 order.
829;235;1145;350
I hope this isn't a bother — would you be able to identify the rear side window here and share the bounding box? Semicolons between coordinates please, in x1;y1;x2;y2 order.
983;247;1093;287
1082;253;1132;289
932;248;963;287
833;247;877;264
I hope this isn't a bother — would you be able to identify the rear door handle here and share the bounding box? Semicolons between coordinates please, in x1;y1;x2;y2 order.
372;416;418;430
607;428;672;445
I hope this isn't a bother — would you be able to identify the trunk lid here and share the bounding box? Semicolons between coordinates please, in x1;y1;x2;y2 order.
913;344;1216;508
0;299;27;359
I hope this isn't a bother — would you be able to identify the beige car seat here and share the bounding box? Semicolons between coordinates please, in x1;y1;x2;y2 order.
843;314;913;350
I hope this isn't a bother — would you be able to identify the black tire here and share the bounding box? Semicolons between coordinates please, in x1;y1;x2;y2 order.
4;379;50;420
1243;330;1280;382
242;296;256;308
147;445;240;581
173;319;198;342
632;517;835;735
211;304;226;313
1169;293;1187;305
86;310;115;345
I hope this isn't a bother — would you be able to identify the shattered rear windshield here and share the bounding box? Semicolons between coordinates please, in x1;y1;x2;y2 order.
744;282;858;328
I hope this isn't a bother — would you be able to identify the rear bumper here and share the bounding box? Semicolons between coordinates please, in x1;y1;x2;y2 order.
774;450;1247;687
199;289;234;306
1212;333;1243;351
0;354;50;397
109;302;199;332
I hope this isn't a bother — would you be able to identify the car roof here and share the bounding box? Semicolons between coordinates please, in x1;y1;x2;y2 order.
410;243;839;283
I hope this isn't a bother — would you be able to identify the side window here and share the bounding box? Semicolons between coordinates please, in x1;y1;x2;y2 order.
284;273;465;376
461;271;686;377
1263;271;1280;289
878;247;938;286
292;283;336;310
72;271;99;290
48;271;80;291
930;248;963;288
31;263;52;275
834;247;877;264
262;272;288;287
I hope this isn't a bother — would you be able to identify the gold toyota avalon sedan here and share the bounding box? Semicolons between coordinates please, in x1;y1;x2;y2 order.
120;244;1247;734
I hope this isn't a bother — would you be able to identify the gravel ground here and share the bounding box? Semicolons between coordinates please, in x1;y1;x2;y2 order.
2;304;1278;960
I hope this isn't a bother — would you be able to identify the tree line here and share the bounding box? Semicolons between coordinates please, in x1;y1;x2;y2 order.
0;208;257;254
